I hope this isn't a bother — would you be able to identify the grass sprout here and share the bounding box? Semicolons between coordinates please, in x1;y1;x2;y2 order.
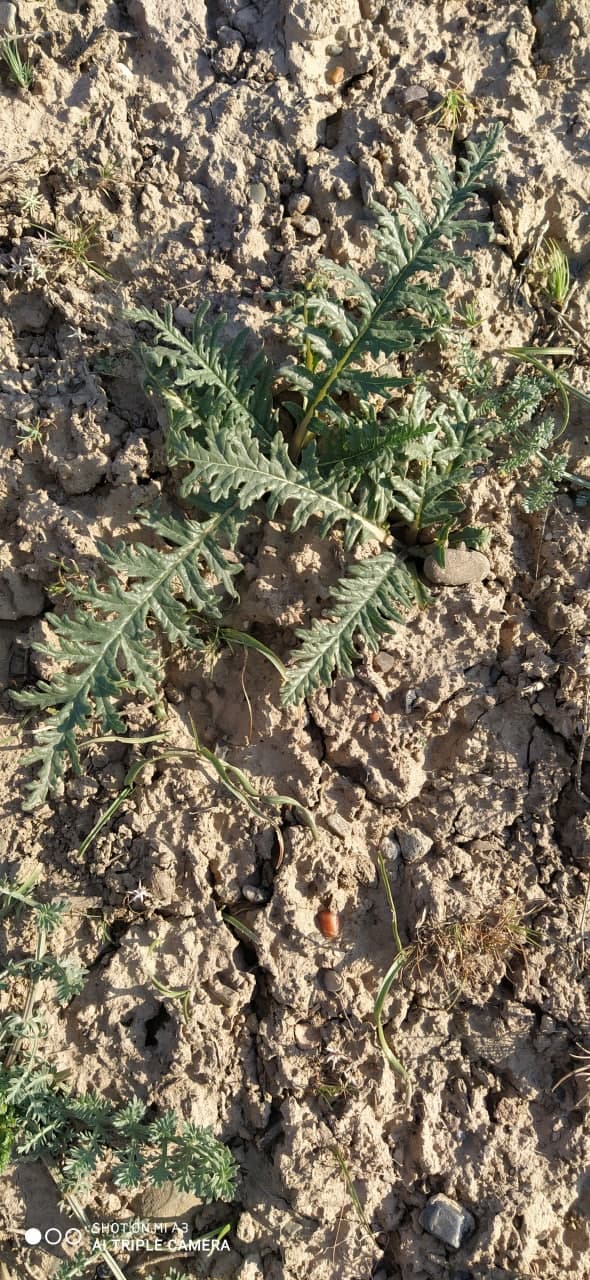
534;237;571;309
422;85;473;138
0;36;34;89
412;899;540;1003
374;852;412;1091
32;219;112;279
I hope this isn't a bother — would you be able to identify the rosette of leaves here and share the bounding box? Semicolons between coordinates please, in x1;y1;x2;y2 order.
13;125;562;807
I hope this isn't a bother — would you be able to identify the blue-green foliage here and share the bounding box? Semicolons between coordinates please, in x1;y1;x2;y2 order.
13;126;565;806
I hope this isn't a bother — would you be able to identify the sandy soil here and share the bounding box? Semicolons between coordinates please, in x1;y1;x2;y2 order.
1;2;590;1278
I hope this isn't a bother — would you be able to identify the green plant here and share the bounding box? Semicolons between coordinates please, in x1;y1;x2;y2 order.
13;126;584;808
374;852;411;1088
533;236;571;309
412;899;539;1003
18;185;44;219
422;85;473;139
456;299;482;329
16;415;45;445
0;879;238;1217
32;219;112;279
0;35;34;89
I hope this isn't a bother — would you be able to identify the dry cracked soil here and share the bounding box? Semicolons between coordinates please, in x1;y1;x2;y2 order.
1;2;590;1279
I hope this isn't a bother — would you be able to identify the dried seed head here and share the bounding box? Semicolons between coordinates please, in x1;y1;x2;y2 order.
317;908;341;939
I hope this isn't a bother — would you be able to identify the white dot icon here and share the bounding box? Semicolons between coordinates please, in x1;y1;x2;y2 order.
25;1228;42;1245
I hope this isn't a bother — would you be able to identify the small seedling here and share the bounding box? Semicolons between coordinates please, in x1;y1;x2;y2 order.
32;219;112;279
332;1145;376;1244
16;416;45;445
18;186;44;219
422;85;473;139
412;899;539;1003
533;237;571;310
456;299;482;329
374;852;412;1090
0;36;34;89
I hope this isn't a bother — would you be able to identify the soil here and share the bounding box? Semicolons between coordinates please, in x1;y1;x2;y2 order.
1;2;590;1279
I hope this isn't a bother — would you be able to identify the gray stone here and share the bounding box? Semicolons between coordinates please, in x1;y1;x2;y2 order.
320;967;343;994
402;84;429;104
373;650;396;674
249;182;267;205
0;3;17;32
420;1193;475;1249
381;834;401;862
396;827;433;863
241;884;270;904
423;543;490;587
173;304;194;328
325;812;350;839
291;213;321;237
288;191;311;215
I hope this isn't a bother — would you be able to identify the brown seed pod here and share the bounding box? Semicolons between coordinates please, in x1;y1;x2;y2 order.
317;908;341;939
368;710;381;724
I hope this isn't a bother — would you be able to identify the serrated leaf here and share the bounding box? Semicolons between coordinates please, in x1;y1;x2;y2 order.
282;553;424;703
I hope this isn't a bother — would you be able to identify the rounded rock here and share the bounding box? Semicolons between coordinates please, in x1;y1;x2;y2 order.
423;543;491;587
241;884;270;904
320;967;343;994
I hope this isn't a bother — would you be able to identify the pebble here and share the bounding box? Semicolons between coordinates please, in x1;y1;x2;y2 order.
0;2;17;31
249;182;267;205
373;650;396;674
327;65;346;86
173;304;194;328
420;1193;475;1248
381;834;401;862
325;812;350;839
291;213;322;237
294;1022;322;1049
241;884;269;904
288;191;311;215
402;83;429;109
423;543;491;587
396;827;433;863
320;967;343;994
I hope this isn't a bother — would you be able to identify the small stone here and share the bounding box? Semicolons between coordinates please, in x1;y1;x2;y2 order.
288;191;311;215
249;182;267;205
374;650;396;674
381;834;401;862
423;543;491;587
241;884;270;904
325;812;350;839
173;304;194;328
163;683;183;704
294;1022;322;1049
0;2;17;32
320;967;343;994
217;24;245;51
396;827;433;863
291;213;322;237
327;65;346;85
420;1193;475;1248
402;83;429;107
